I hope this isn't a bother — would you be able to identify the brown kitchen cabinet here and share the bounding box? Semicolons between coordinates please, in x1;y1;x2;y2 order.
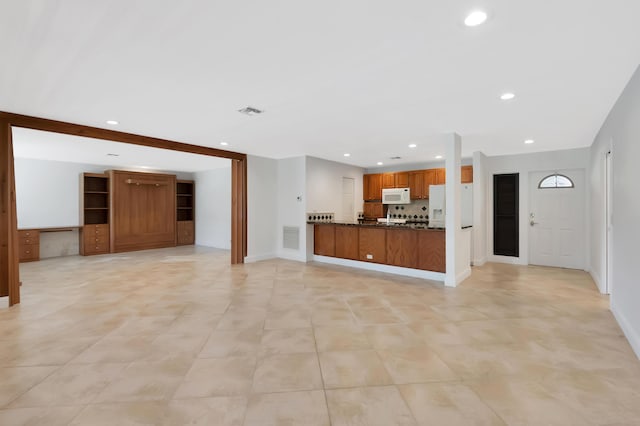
18;230;40;262
359;227;386;263
386;228;418;268
363;173;382;201
409;171;425;199
382;173;396;189
395;172;409;188
461;165;473;183
335;225;359;260
363;202;384;219
417;230;446;272
314;224;335;257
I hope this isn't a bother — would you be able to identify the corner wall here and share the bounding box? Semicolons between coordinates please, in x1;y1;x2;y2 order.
194;166;231;249
276;156;307;262
589;64;640;358
246;155;278;262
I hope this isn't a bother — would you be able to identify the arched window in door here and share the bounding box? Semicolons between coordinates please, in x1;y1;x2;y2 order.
538;174;574;189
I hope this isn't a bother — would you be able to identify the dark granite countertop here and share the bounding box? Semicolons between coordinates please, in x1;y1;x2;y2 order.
309;220;445;231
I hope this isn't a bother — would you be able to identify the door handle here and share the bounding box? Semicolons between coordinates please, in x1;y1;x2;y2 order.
530;220;538;226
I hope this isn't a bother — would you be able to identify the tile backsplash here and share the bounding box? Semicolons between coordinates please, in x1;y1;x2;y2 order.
385;200;429;221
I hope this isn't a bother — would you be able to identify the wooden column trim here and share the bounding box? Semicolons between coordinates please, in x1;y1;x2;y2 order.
0;119;20;306
231;158;247;264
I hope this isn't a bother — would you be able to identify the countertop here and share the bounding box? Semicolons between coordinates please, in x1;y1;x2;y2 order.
309;220;445;231
309;221;472;231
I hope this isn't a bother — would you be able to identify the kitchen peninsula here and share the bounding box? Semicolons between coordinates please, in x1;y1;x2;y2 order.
312;221;446;273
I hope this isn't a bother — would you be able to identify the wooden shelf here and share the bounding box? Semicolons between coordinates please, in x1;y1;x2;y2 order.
176;180;195;242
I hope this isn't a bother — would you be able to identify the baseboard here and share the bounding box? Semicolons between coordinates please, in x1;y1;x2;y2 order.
445;267;471;287
589;269;607;294
313;255;445;282
276;251;308;263
611;302;640;360
472;257;487;266
488;254;527;265
244;253;277;263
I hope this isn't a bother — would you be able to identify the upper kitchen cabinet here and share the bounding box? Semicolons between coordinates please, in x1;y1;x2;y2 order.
461;165;473;183
382;173;395;189
409;171;425;199
363;173;383;201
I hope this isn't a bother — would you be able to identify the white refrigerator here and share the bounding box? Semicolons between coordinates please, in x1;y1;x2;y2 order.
428;184;473;228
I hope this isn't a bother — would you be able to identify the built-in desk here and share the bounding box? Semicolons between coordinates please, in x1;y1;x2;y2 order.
18;227;81;262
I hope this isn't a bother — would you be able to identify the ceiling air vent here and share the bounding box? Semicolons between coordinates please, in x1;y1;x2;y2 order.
238;106;264;116
390;156;402;160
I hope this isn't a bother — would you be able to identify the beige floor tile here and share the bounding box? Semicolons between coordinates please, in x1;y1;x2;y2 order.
163;313;222;335
69;401;167;425
430;305;489;321
199;327;263;358
252;353;323;393
244;390;330;426
142;333;208;362
259;328;316;356
318;350;393;388
264;309;312;329
377;347;458;384
111;315;178;335
311;309;357;327
69;334;156;364
314;325;372;352
164;396;247;426
0;337;99;367
173;357;256;398
9;363;126;407
0;366;58;408
326;386;417;426
467;378;594;426
0;405;85;426
216;308;266;330
399;382;505;425
352;307;407;325
363;325;425;349
94;358;191;403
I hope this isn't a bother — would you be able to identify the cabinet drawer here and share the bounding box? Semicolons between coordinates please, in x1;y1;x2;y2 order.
85;224;109;236
84;241;110;254
177;221;195;245
18;230;40;245
84;232;108;245
19;244;39;262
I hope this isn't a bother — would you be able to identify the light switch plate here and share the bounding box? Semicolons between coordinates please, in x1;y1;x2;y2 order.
366;254;373;259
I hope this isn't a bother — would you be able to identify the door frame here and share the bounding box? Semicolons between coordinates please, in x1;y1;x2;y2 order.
0;111;248;307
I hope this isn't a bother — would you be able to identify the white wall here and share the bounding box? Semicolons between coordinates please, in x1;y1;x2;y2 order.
15;158;104;228
306;156;364;220
472;151;488;265
485;148;590;265
246;155;278;262
277;156;307;262
589;64;640;358
194;166;231;249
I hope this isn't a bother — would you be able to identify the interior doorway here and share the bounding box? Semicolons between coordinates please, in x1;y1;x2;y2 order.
529;169;585;269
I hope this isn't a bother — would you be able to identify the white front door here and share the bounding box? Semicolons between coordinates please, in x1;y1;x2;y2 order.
529;169;585;269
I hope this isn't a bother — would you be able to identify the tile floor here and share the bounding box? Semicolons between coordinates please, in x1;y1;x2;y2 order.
0;246;639;425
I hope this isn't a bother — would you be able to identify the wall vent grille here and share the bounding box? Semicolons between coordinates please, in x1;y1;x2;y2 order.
283;226;299;250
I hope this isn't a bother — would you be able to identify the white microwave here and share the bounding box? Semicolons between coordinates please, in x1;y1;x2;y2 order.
382;187;411;204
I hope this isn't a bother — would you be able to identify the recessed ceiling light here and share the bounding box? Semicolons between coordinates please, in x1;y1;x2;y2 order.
408;144;417;148
464;10;487;27
377;162;383;166
524;139;535;144
106;120;118;125
220;142;229;146
343;153;351;157
500;92;515;100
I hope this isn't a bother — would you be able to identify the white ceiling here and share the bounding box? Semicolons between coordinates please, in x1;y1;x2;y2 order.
2;1;639;168
12;128;230;172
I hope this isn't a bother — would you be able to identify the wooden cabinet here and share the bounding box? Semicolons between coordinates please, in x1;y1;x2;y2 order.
359;227;386;263
314;224;335;257
176;180;195;245
363;174;382;201
461;165;473;183
81;224;110;255
363;202;384;219
335;226;359;260
382;173;396;189
177;221;195;246
110;170;176;253
80;173;110;256
386;229;418;268
395;172;409;188
409;171;425;200
417;230;446;272
18;230;39;262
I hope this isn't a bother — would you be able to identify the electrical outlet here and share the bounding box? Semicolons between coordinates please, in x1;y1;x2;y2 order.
366;254;373;260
